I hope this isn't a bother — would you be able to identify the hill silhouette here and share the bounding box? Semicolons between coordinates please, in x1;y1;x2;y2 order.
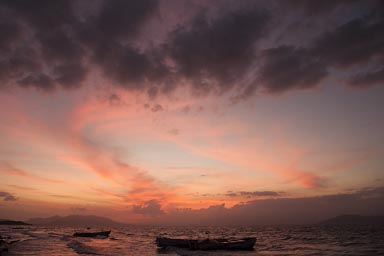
0;219;30;225
320;214;384;225
27;215;124;227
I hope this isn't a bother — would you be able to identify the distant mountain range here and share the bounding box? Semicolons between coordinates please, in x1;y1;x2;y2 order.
0;220;30;225
319;214;384;225
27;215;125;227
3;214;384;227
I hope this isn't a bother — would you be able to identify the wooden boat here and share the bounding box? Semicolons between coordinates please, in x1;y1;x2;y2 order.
156;236;256;251
73;230;111;237
0;238;19;253
156;237;191;248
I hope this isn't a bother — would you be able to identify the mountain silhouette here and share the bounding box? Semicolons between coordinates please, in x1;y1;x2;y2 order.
0;219;30;225
27;215;124;227
319;214;384;225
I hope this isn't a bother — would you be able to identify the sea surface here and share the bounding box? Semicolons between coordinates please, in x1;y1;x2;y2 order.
1;224;383;256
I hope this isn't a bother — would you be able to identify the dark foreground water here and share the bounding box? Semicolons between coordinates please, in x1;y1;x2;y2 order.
1;225;383;256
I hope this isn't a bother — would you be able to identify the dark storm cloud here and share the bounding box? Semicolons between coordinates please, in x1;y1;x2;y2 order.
0;46;41;89
313;15;384;68
132;199;164;216
79;0;166;90
38;29;84;64
85;0;158;42
53;62;87;89
0;0;160;91
258;46;327;93
281;0;356;16
0;0;82;90
93;44;152;86
1;0;76;31
0;191;17;201
18;73;55;92
255;0;384;94
349;67;384;88
99;0;378;94
0;15;22;51
166;7;269;94
0;0;383;97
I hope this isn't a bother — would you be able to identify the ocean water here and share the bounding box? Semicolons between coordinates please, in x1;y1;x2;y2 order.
1;225;383;256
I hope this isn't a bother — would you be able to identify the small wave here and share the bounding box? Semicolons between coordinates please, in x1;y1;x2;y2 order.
67;240;100;255
48;232;65;238
160;246;227;256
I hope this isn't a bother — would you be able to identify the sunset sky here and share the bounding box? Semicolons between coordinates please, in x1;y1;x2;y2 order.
0;0;384;225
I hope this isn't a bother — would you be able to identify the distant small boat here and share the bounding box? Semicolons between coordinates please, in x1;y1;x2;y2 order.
73;230;111;237
156;236;256;251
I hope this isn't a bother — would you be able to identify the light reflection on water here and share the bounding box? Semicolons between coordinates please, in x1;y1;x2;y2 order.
1;225;383;255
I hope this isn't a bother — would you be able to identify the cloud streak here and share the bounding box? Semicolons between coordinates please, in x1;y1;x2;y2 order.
0;161;64;184
225;190;286;198
66;99;178;206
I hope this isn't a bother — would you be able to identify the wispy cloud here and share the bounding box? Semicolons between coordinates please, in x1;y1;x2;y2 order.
0;162;64;184
8;185;37;191
70;207;87;212
225;190;286;198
